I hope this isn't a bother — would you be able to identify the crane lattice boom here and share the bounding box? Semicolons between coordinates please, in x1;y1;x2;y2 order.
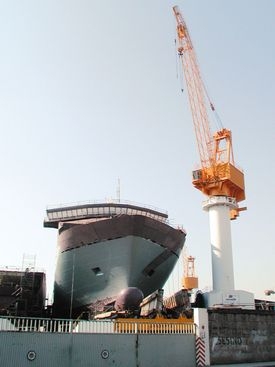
173;6;213;169
173;6;246;218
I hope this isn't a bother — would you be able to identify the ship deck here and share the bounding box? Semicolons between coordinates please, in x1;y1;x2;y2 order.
44;201;169;228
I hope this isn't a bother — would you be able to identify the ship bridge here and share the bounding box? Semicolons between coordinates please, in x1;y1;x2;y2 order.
44;201;168;229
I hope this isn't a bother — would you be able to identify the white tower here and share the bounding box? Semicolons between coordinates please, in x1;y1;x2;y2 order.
202;196;254;309
203;196;236;292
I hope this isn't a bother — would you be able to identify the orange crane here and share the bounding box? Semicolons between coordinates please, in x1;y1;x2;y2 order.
173;6;246;220
182;255;198;291
173;6;251;301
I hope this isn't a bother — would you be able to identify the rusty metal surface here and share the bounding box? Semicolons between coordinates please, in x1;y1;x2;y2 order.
58;214;185;253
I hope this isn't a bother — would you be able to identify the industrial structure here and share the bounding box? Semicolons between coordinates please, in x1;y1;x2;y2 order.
182;255;198;291
173;6;254;308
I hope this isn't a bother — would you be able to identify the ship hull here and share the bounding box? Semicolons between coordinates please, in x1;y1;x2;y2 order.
44;203;186;318
54;234;183;317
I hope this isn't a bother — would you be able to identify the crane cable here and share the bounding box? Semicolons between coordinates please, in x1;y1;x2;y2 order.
201;78;224;131
175;38;185;92
175;34;224;132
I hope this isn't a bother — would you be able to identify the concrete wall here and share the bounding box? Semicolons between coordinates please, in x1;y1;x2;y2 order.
0;332;196;367
208;309;275;365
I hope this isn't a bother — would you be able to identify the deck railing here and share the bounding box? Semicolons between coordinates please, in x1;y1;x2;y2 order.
0;316;196;335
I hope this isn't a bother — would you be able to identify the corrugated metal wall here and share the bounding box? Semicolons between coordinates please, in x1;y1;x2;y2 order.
0;332;196;367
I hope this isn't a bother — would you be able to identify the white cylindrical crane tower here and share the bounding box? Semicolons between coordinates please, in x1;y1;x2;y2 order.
203;196;238;292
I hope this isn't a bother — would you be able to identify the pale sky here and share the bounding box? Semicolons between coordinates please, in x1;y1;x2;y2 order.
0;0;274;302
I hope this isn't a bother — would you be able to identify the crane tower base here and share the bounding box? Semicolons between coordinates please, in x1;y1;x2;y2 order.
202;290;255;310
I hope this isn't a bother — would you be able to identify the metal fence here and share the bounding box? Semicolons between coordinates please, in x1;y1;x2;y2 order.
0;316;196;335
114;320;196;334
